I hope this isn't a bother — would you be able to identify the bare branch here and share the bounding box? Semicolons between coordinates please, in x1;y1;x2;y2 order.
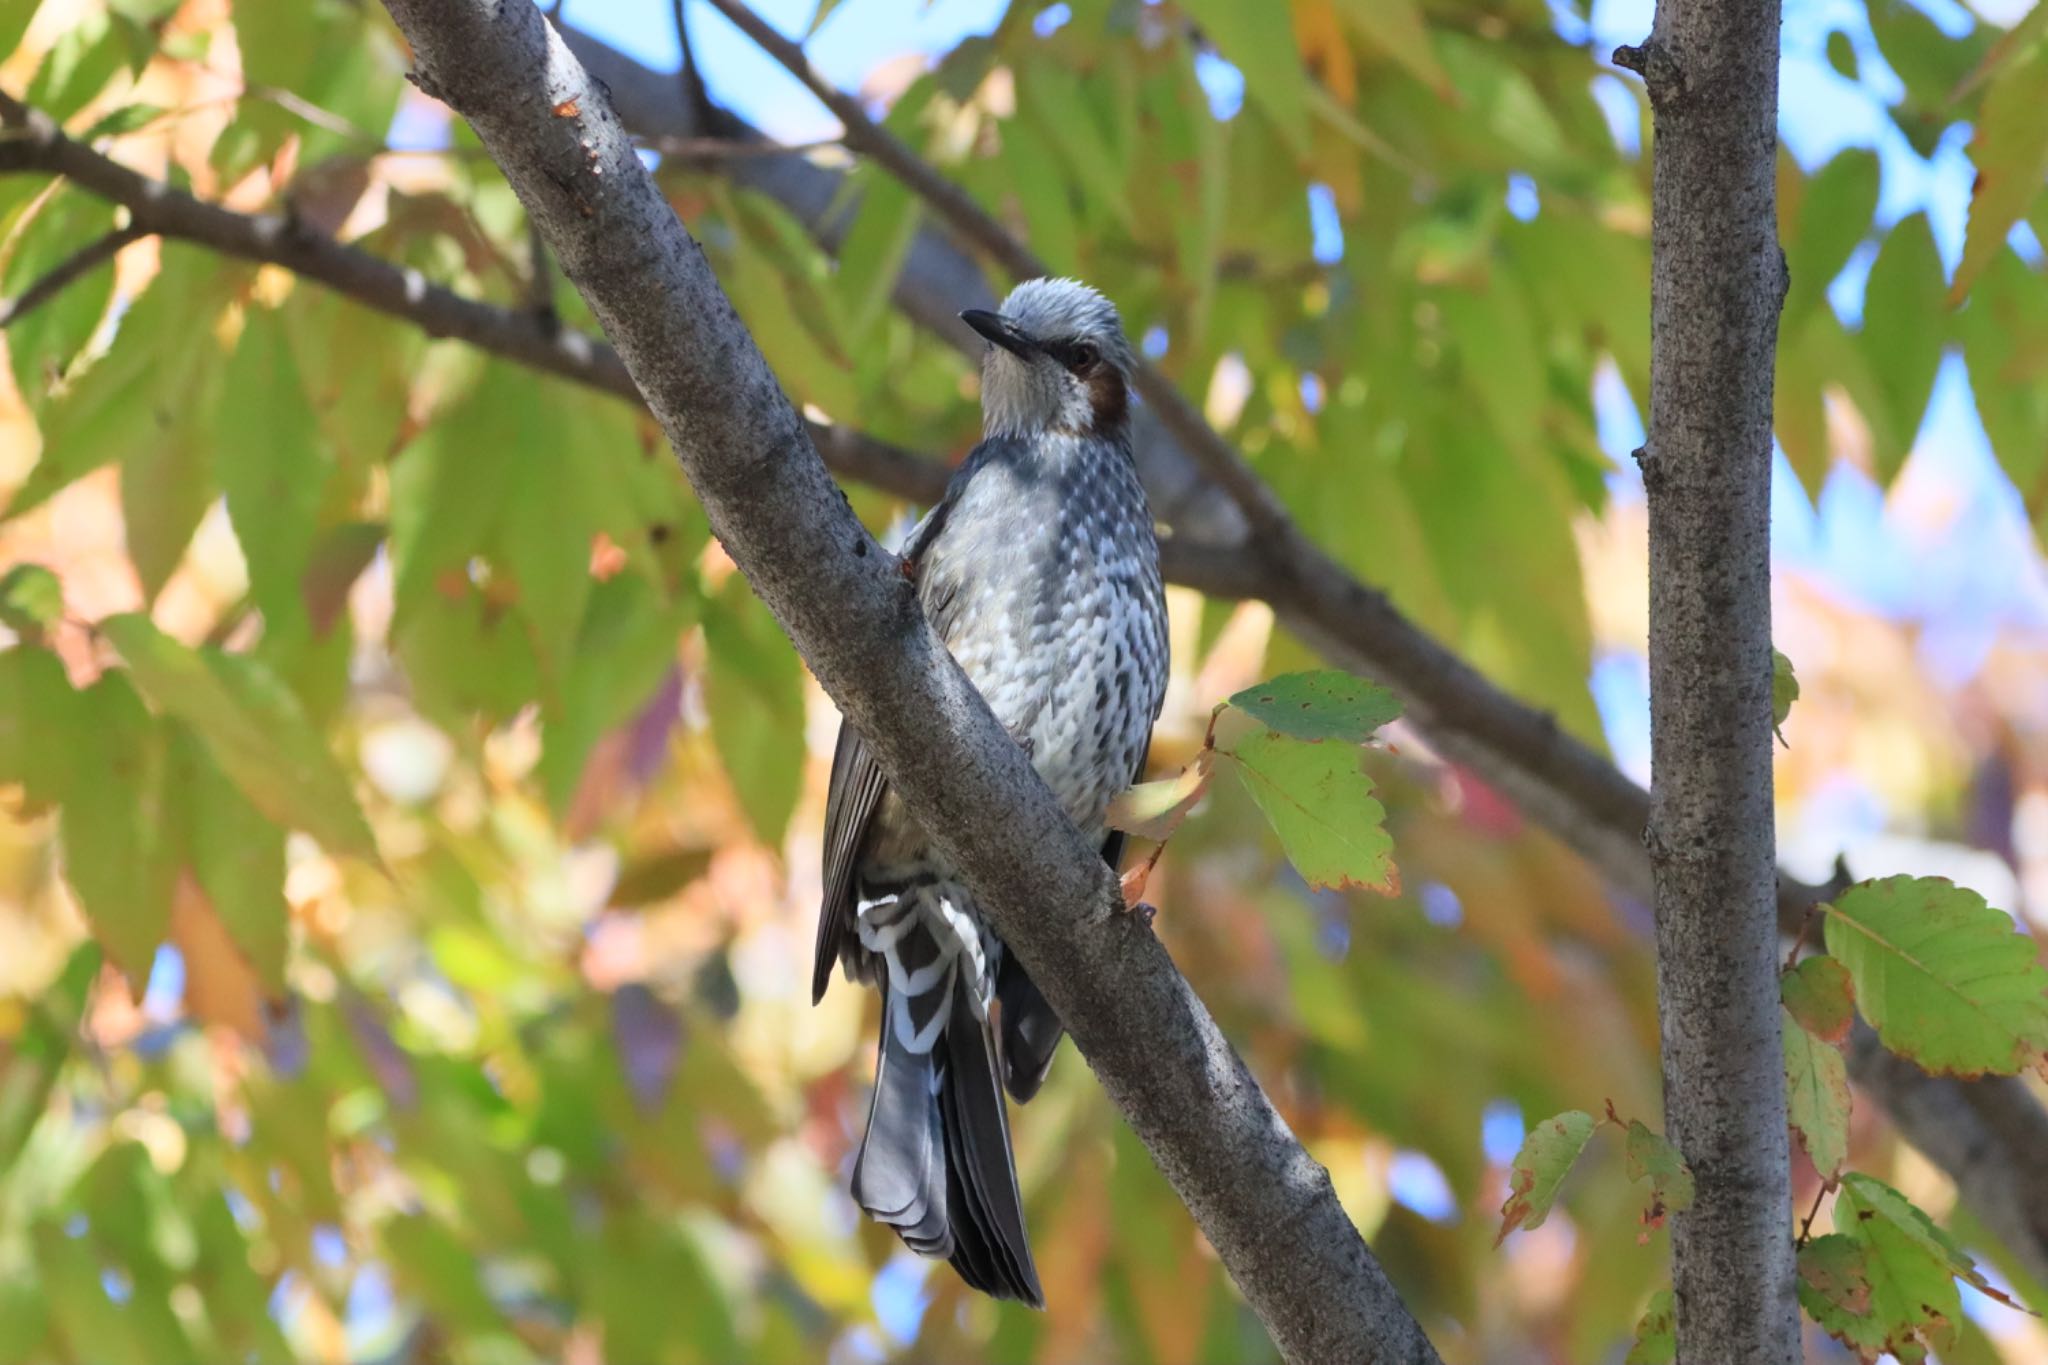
370;3;1443;1359
0;89;936;506
0;222;144;328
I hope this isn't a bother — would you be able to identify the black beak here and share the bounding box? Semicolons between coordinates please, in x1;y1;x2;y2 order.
960;308;1039;359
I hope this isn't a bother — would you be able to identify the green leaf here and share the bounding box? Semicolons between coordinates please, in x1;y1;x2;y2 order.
2;187;118;407
1803;1173;2021;1362
1825;30;1858;81
1859;213;1946;481
61;672;178;982
12;247;231;521
1783;1008;1851;1177
0;942;98;1171
174;728;291;997
1494;1109;1594;1245
1785;149;1879;329
1182;0;1311;157
1332;0;1453;98
0;563;64;637
1952;1;2048;101
1822;875;2048;1076
1225;726;1397;893
1797;1234;1883;1359
1620;1117;1694;1217
0;643;76;810
1771;648;1798;745
1953;40;2048;303
701;580;805;848
100;614;378;862
1782;955;1855;1044
219;307;328;630
805;0;847;37
1626;1289;1675;1365
1226;669;1402;743
1106;749;1214;842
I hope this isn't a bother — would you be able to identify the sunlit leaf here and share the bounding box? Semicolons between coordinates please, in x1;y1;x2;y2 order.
1107;747;1215;842
1331;0;1452;97
60;672;178;983
1822;875;2048;1077
219;307;328;631
1771;647;1798;745
701;580;805;848
1953;39;2048;303
1626;1288;1675;1365
101;614;378;863
0;563;64;637
1859;214;1947;481
1225;726;1397;894
1226;668;1402;743
1782;1008;1851;1178
1495;1108;1594;1246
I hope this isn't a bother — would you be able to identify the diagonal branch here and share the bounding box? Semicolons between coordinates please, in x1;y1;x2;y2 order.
693;0;2048;1293
364;5;1443;1360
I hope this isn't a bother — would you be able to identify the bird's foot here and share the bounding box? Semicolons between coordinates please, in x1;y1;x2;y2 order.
898;554;918;583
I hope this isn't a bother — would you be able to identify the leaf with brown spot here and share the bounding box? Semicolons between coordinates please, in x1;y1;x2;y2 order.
1495;1109;1594;1247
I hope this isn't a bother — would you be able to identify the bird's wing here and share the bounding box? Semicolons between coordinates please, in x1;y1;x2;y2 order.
813;720;888;1003
813;468;980;1004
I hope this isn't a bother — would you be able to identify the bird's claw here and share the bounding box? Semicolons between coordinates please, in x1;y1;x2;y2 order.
898;554;918;583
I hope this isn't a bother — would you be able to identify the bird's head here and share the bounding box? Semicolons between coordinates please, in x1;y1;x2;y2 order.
961;278;1134;441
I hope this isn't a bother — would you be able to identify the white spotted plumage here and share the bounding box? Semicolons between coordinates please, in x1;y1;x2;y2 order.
816;279;1167;1306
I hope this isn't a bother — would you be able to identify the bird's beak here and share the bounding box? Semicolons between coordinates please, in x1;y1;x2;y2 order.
959;309;1039;359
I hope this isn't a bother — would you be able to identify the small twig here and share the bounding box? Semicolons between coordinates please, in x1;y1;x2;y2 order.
1796;1180;1829;1247
642;133;843;160
0;224;146;328
702;0;1314;558
670;0;716;133
524;215;556;328
1781;903;1822;971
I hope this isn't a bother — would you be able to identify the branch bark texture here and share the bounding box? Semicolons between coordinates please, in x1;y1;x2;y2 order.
368;3;1440;1360
1621;4;1799;1358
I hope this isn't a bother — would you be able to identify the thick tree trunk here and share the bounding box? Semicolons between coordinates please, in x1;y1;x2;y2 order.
1616;1;1800;1359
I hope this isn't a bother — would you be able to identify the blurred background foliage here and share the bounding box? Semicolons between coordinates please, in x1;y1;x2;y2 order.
0;0;2045;1360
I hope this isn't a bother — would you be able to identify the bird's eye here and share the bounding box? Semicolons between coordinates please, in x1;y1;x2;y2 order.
1069;342;1099;371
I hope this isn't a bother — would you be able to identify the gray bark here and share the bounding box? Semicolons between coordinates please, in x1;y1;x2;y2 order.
1617;1;1801;1357
372;2;1440;1360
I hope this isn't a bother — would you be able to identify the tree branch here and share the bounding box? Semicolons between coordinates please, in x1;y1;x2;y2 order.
0;89;938;507
1628;0;1799;1353
367;5;1442;1360
0;221;144;328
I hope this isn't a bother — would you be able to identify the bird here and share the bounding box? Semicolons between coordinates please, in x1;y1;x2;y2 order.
813;278;1169;1306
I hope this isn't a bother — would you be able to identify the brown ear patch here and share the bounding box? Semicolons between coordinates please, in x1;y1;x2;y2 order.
1085;366;1129;430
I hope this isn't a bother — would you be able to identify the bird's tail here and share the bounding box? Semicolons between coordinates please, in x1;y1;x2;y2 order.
853;958;1042;1305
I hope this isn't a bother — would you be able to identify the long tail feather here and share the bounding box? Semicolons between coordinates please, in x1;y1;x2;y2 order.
850;940;1041;1306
